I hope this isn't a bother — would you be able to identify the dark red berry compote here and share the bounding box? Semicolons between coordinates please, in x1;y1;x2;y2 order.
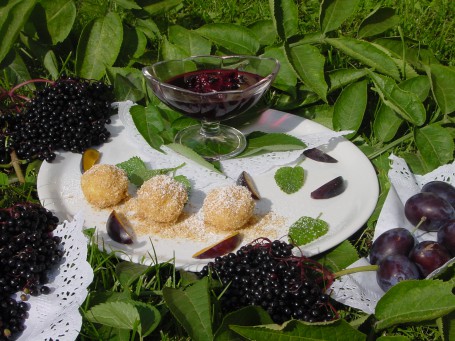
161;69;265;121
167;69;262;93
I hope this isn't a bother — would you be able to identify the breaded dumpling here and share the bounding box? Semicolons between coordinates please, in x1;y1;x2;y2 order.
136;175;188;223
81;164;129;208
203;185;255;231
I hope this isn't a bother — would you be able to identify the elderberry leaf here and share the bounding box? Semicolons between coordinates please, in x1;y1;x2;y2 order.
239;132;306;158
230;319;366;340
115;262;149;288
288;216;329;246
375;280;455;331
163;277;213;341
274;166;304;194
85;301;140;330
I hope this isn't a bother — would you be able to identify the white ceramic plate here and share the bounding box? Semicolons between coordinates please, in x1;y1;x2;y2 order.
37;110;379;271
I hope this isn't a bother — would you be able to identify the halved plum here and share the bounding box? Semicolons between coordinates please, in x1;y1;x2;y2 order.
311;176;346;199
80;148;100;173
236;171;261;199
303;148;338;163
192;232;243;259
107;210;134;244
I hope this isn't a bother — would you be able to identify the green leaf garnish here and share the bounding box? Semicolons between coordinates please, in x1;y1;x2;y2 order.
274;166;304;194
288;216;329;246
239;132;306;158
116;156;188;187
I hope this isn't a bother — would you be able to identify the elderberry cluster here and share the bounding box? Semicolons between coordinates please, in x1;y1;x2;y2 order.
0;203;62;340
198;239;336;324
0;76;115;164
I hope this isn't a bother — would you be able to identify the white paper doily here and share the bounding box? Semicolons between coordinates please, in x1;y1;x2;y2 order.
330;154;455;314
16;212;93;341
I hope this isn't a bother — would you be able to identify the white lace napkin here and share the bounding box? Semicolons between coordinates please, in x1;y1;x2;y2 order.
330;155;455;314
17;212;93;341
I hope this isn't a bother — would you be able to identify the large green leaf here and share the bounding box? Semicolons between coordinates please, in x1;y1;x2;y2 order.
168;25;211;56
163;277;213;341
415;124;454;171
375;280;455;331
262;45;297;92
373;104;402;143
116;262;149;288
287;43;328;102
138;0;182;15
328;68;369;92
426;64;455;115
117;25;147;66
214;306;273;341
368;71;426;126
85;301;140;330
326;37;400;80
373;37;440;71
3;51;35;90
373;75;429;143
248;19;277;46
333;79;368;136
0;0;37;65
161;37;188;60
43;50;59;80
231;319;366;340
40;0;76;44
269;0;299;40
196;23;260;55
239;132;306;158
314;240;359;272
76;12;123;80
320;0;360;35
357;7;399;39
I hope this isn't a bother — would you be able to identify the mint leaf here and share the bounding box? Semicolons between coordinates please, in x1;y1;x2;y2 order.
274;166;304;194
116;156;147;180
288;216;329;246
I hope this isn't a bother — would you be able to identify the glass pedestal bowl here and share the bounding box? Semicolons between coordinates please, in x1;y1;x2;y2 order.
142;55;280;161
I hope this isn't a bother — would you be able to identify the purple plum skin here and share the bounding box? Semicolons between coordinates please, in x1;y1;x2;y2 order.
376;254;421;292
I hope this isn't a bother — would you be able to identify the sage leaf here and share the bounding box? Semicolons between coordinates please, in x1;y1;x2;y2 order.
214;306;273;340
426;64;455;115
287;43;328;102
76;12;123;80
196;23;260;55
85;301;140;330
115;262;149;288
368;71;426;126
274;166;305;194
314;240;359;272
269;0;299;40
0;0;37;65
333;79;368;136
166;143;222;174
169;25;211;56
357;7;399;39
288;216;329;246
375;280;455;331
163;277;213;341
320;0;361;35
239;132;306;158
40;0;76;44
231;319;366;340
326;37;400;80
415;124;454;171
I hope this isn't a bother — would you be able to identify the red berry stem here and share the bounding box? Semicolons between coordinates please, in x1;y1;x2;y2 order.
8;78;54;98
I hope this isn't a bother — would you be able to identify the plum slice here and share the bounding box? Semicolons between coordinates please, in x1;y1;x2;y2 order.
303;148;338;163
236;171;261;199
311;176;346;199
80;148;100;173
107;210;134;244
192;232;242;259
